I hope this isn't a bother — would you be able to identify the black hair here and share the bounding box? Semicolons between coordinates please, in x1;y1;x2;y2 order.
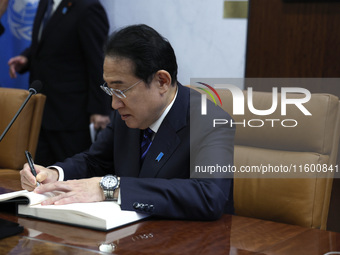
104;24;178;86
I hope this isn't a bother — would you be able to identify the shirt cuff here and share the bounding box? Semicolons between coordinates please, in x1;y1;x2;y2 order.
48;166;64;181
117;189;121;205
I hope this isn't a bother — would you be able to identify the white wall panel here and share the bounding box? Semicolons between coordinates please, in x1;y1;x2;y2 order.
100;0;247;86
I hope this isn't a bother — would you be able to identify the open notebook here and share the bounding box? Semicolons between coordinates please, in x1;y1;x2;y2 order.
0;190;149;231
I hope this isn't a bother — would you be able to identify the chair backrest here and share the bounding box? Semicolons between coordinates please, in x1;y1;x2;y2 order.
193;86;340;230
0;88;46;170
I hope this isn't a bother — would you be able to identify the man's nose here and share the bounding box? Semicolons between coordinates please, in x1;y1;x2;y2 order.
111;96;124;110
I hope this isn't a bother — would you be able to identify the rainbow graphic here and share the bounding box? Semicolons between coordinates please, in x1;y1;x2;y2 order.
196;82;222;106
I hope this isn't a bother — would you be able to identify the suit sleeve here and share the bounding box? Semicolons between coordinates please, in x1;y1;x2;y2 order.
55;121;116;180
77;2;110;115
18;0;45;74
120;177;233;220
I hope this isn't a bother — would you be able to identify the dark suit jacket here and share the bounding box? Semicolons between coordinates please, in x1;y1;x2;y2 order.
0;22;4;36
21;0;110;131
56;84;235;220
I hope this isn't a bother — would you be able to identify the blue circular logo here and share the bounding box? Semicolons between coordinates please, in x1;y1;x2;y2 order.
7;0;39;41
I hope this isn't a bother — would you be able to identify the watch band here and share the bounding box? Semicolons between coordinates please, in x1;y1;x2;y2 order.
103;189;116;201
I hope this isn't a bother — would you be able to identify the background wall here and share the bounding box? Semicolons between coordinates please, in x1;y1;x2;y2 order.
100;0;247;86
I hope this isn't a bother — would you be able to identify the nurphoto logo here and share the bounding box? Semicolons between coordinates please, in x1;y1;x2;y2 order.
194;80;312;128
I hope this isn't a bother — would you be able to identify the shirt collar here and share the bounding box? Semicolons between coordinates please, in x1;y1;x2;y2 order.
149;87;178;133
52;0;63;13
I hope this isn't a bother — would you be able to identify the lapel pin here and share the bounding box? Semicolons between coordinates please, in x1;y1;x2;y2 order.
62;2;73;15
155;152;164;162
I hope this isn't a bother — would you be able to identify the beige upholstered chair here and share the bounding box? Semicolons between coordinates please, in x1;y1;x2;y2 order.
193;86;340;230
0;88;46;190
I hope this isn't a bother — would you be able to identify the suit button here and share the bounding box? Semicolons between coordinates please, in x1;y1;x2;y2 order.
148;205;154;213
133;202;141;209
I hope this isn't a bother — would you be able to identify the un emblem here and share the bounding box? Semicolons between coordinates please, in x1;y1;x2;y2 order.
7;0;39;41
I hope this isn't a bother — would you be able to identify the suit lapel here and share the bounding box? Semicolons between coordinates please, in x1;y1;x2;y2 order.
139;84;189;177
40;0;75;41
31;0;48;48
139;120;181;177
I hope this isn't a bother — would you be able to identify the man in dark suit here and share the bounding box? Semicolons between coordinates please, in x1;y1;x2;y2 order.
20;24;235;220
8;0;111;165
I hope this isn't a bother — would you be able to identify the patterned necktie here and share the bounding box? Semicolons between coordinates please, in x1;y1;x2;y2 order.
140;128;154;163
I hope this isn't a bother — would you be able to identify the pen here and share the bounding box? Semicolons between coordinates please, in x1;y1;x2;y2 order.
24;151;40;187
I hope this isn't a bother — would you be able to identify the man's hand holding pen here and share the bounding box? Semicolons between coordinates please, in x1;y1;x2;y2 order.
20;162;59;191
24;151;40;187
20;158;106;205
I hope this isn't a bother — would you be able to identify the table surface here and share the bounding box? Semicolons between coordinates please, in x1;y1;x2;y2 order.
0;187;339;254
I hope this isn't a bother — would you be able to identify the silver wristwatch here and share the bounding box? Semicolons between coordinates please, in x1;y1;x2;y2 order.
99;175;119;201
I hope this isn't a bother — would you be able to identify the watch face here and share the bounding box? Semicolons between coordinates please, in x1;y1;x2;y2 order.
103;176;117;189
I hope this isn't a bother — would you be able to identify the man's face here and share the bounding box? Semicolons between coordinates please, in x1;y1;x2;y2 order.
103;56;167;129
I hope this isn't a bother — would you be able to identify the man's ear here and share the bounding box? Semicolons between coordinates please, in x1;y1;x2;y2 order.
155;70;172;94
